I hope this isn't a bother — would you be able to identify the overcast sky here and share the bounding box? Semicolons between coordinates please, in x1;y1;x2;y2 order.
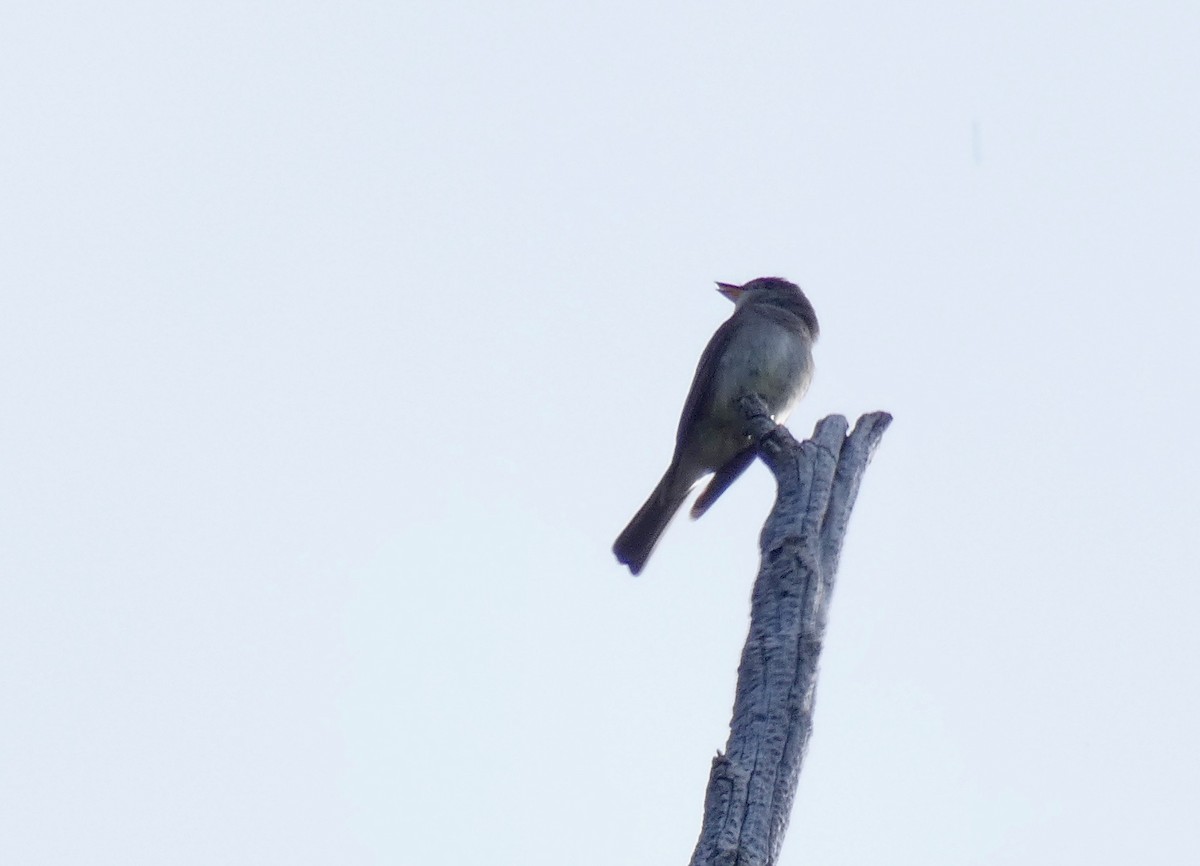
2;3;1198;864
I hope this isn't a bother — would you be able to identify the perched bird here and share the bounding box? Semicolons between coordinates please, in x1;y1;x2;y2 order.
613;277;819;575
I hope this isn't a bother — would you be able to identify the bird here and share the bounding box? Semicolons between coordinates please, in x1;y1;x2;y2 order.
612;277;819;575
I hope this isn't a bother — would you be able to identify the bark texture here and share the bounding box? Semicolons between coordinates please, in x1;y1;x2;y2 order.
688;403;892;866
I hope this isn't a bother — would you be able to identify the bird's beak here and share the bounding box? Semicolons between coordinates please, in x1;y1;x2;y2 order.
716;282;744;302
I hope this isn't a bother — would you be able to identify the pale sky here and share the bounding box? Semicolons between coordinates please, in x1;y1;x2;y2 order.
2;3;1198;864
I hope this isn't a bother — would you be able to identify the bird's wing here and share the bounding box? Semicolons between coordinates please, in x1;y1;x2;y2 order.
689;446;756;519
674;313;742;447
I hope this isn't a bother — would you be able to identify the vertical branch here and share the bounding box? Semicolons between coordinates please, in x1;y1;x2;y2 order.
688;407;892;866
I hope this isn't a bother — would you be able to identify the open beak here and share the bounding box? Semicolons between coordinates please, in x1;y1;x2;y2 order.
716;281;744;302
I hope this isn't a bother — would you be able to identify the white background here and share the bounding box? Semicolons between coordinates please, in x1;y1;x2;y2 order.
2;3;1198;864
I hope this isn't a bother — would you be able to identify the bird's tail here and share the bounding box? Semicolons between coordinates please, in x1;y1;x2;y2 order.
613;468;692;576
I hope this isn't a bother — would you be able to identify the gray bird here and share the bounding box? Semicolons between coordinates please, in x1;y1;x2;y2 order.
613;277;819;575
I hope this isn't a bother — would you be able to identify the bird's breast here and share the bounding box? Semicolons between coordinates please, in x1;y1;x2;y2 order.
672;309;815;478
710;318;813;420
